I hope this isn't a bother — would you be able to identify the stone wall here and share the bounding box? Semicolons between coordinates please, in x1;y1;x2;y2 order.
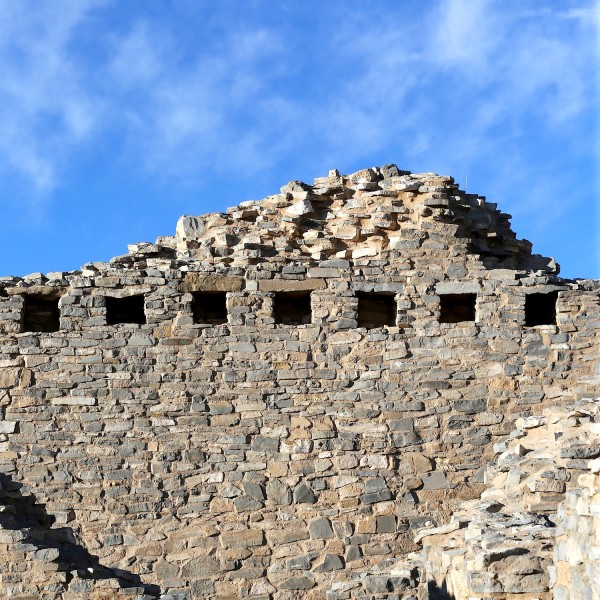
419;400;600;599
0;165;598;599
553;461;600;599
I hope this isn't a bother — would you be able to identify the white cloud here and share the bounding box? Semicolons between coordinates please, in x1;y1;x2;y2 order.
107;23;168;87
0;0;596;204
320;0;597;175
0;0;106;192
432;0;502;72
104;23;299;180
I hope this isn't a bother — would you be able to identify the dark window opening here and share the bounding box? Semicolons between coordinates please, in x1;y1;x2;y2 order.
106;295;146;325
439;294;476;323
191;292;227;324
273;292;311;325
22;295;60;332
525;291;558;326
357;293;396;328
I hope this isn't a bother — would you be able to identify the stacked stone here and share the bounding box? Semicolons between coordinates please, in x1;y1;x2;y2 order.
553;461;600;599
418;400;600;599
0;479;147;599
0;165;597;598
175;166;555;274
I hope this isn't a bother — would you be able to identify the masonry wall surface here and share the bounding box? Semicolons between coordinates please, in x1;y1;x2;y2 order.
0;166;598;599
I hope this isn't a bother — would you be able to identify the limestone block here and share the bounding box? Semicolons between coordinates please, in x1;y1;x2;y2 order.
258;278;325;292
435;282;480;294
181;273;244;292
285;199;314;216
176;215;207;240
220;529;264;548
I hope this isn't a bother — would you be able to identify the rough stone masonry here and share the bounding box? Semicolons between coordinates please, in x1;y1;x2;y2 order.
0;165;598;600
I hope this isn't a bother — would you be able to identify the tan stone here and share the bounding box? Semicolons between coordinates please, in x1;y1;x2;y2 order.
181;273;244;292
356;517;376;534
220;529;264;548
258;278;326;292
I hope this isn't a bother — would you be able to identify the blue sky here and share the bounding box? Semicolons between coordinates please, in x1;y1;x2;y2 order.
0;0;598;279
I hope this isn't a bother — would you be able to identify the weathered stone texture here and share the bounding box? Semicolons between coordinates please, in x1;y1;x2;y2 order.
0;165;597;599
419;401;600;600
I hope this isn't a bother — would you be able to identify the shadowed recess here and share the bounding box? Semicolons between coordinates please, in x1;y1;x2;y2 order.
0;474;161;598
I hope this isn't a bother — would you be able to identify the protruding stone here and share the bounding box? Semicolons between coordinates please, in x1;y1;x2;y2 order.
308;517;334;539
279;576;315;590
313;553;344;573
293;483;316;504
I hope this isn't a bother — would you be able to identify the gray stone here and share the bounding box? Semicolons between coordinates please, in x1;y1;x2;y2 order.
279;576;315;590
266;480;292;505
252;436;279;452
455;399;487;414
364;576;391;594
190;580;215;597
33;548;60;561
293;482;316;504
376;515;396;533
421;470;448;490
313;553;344;573
181;556;221;578
389;417;414;431
365;478;388;493
345;546;362;562
176;215;206;240
391;431;421;448
308;517;334;539
243;481;265;500
233;496;263;512
361;490;392;504
287;555;312;570
560;445;600;459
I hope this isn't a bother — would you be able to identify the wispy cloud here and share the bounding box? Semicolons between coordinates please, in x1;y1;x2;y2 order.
432;0;502;72
0;0;597;204
320;0;598;162
0;0;106;192
105;23;298;181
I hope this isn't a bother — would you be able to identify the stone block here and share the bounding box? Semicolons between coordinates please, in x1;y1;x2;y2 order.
376;515;396;533
454;399;487;414
220;529;264;548
308;517;334;539
421;471;448;490
313;554;344;573
293;483;316;504
233;496;263;512
181;273;244;292
287;555;312;570
435;282;480;294
181;556;221;578
0;421;16;433
51;397;97;406
258;278;325;292
279;576;315;590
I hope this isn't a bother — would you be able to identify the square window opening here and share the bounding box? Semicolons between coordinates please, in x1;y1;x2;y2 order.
106;295;146;325
22;294;60;332
439;293;476;323
357;293;396;328
525;291;558;326
273;292;312;325
191;292;227;324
